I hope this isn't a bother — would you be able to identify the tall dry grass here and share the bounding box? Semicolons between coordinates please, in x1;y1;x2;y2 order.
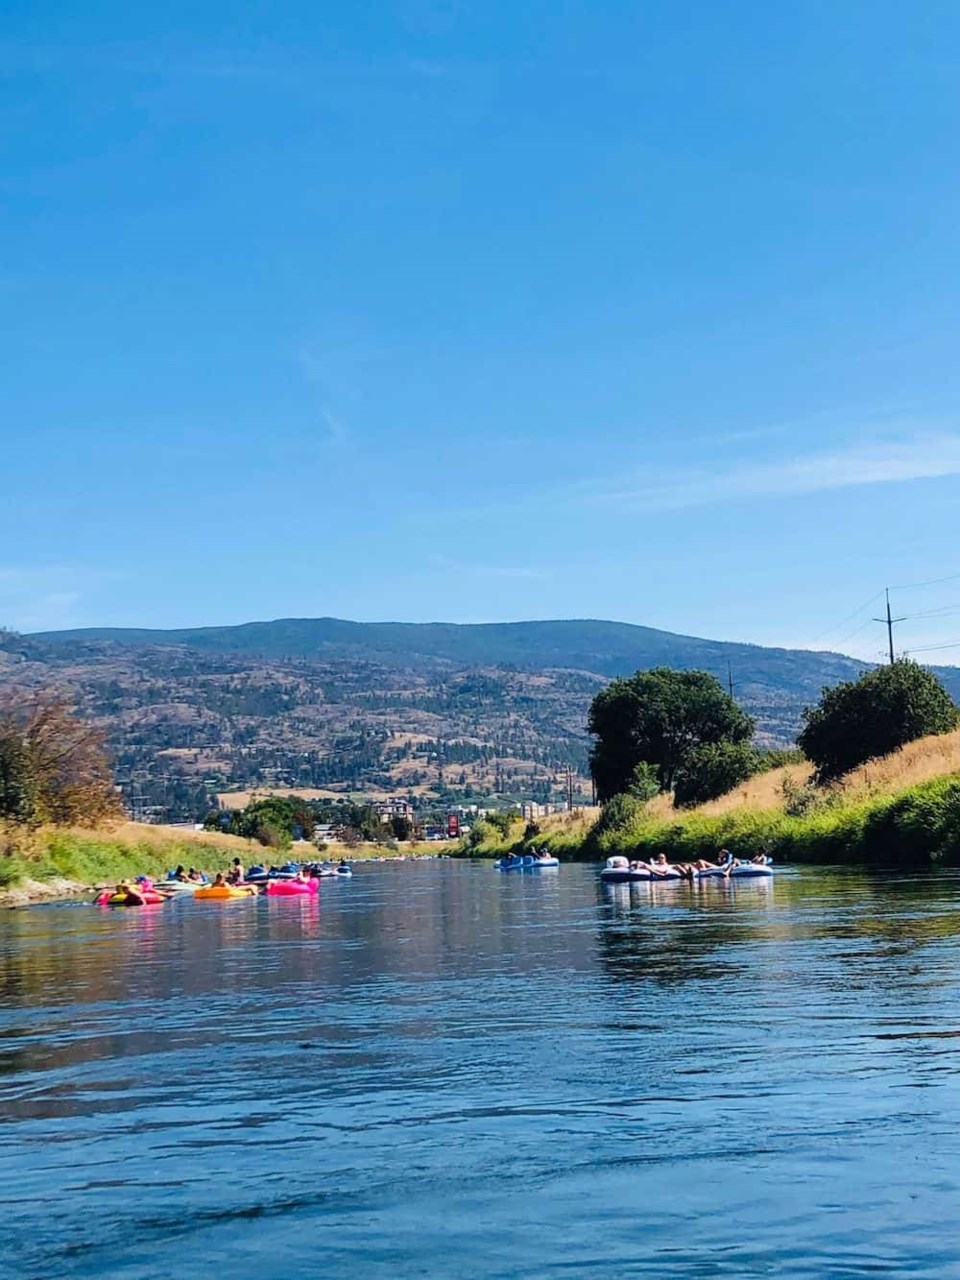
837;728;960;799
102;821;258;854
642;764;813;819
639;727;960;823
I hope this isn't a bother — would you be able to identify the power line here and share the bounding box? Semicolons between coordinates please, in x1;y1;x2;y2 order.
808;578;960;656
833;615;879;647
907;638;960;654
890;570;960;592
808;589;886;645
900;602;960;621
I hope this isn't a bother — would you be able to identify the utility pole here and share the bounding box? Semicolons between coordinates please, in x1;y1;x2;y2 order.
874;588;907;664
727;661;734;699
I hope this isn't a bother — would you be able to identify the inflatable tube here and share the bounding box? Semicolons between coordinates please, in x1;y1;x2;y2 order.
98;888;166;906
600;867;682;884
246;864;300;883
194;884;258;900
495;855;560;870
600;858;774;884
265;877;319;896
697;864;773;879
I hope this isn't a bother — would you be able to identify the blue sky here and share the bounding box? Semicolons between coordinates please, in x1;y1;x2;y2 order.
4;1;960;661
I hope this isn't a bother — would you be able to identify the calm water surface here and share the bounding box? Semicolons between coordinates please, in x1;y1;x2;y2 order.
2;861;960;1278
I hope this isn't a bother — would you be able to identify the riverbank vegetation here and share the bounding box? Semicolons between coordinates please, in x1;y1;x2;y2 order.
0;693;122;828
0;818;440;899
463;729;960;867
0;821;259;892
0;692;442;897
464;662;960;867
0;696;265;894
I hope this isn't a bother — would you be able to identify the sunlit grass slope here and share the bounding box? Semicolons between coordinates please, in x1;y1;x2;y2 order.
469;728;960;867
0;821;445;894
0;822;261;890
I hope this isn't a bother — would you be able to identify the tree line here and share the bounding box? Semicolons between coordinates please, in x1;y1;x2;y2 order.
588;660;959;812
204;796;427;849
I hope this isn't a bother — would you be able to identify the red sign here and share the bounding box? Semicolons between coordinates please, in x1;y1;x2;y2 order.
447;813;460;838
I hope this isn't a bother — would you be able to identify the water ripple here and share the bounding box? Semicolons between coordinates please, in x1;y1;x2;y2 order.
3;862;960;1277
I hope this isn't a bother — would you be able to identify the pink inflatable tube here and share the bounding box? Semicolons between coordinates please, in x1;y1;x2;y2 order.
94;887;165;906
265;877;320;896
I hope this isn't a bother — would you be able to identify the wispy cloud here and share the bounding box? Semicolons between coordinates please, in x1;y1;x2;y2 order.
447;428;960;527
318;408;350;445
297;348;354;446
585;432;960;512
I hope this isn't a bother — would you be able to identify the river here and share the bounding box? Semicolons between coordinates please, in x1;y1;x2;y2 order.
2;861;960;1278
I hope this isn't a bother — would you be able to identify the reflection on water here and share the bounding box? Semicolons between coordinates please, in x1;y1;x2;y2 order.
3;862;960;1277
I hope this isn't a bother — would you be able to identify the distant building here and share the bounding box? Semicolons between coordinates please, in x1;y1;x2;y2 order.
520;802;559;821
373;798;413;822
313;823;345;841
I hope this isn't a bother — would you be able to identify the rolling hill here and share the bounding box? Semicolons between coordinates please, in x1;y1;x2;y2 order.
28;615;872;684
3;617;958;823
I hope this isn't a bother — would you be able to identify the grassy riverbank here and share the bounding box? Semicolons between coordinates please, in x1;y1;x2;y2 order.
0;822;447;902
0;822;260;894
463;729;960;868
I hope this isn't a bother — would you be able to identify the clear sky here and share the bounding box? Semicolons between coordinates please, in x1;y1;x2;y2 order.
4;1;960;661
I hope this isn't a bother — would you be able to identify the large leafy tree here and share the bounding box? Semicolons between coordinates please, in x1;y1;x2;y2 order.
221;794;319;847
798;659;959;783
588;667;755;801
0;694;121;826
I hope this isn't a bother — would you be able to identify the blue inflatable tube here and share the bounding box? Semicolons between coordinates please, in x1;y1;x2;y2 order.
600;858;773;884
495;855;560;871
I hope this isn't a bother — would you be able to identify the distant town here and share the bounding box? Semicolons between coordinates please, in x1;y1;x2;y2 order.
205;793;583;845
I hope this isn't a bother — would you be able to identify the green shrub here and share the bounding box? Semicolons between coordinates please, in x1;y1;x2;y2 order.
757;747;806;772
674;741;762;808
781;774;825;818
628;762;660;802
484;811;520;839
465;819;502;852
799;660;958;783
593;793;644;836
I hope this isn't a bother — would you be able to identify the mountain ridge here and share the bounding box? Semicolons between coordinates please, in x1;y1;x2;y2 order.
7;616;958;824
29;615;871;674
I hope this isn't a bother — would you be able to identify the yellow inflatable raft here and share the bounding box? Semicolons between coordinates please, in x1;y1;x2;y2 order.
194;884;258;900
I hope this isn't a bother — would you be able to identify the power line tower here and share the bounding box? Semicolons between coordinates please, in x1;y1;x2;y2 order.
874;588;907;664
